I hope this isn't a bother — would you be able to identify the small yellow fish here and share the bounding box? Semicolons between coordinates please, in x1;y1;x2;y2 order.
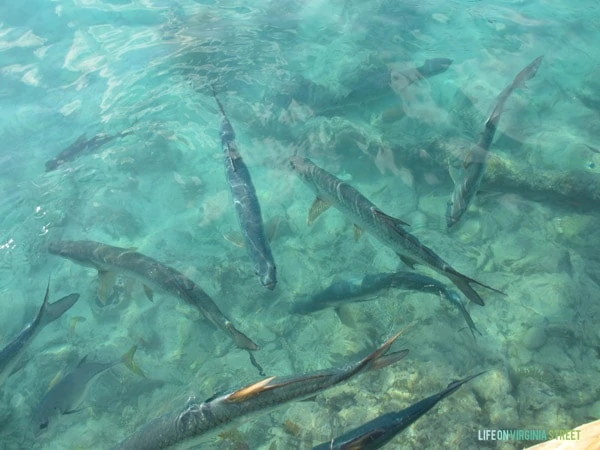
68;316;87;338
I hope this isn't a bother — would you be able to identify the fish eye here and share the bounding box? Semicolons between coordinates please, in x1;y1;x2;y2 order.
40;421;48;430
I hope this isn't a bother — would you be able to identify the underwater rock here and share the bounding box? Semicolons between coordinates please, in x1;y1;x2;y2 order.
523;325;548;351
472;369;512;402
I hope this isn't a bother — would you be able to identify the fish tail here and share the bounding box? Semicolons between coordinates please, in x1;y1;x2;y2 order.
120;345;146;378
225;322;260;351
446;271;505;306
359;323;413;372
442;371;487;397
210;84;226;117
38;278;80;327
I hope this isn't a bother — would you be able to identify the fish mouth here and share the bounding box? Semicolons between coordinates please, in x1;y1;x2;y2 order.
260;267;277;290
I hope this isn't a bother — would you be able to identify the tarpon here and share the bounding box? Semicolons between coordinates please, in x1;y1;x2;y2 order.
446;55;544;228
48;240;259;351
33;345;143;431
291;271;480;337
0;281;79;386
212;87;277;290
313;371;486;449
114;330;410;450
344;58;453;105
289;156;503;306
45;127;134;172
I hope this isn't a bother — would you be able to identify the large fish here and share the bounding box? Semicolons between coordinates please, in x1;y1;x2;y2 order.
212;87;277;290
446;55;544;228
45;127;134;172
48;240;259;351
289;156;503;306
0;281;79;386
114;330;409;450
33;345;143;431
291;271;480;338
313;371;486;449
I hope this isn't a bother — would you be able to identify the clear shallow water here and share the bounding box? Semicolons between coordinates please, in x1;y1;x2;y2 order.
1;0;599;448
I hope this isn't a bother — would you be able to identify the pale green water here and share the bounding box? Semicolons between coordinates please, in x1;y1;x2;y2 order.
0;0;599;449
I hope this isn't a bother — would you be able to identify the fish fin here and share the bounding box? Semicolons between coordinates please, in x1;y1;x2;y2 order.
448;163;461;185
223;231;245;248
142;284;154;303
442;371;487;397
226;376;276;403
120;345;146;378
353;225;363;241
372;208;410;228
227;146;238;172
358;323;413;372
397;253;419;269
445;270;505;306
335;305;357;328
64;406;88;415
308;197;330;225
73;134;87;145
77;355;89;368
41;293;80;327
68;316;87;338
265;215;281;243
97;270;118;305
367;349;410;371
47;370;65;391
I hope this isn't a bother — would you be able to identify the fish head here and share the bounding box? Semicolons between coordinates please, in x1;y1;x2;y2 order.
32;403;60;435
47;241;98;268
288;156;310;179
258;261;277;290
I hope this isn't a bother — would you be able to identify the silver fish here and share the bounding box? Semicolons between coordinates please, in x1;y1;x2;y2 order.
446;55;544;228
0;281;79;386
313;371;486;449
291;271;480;338
114;330;409;450
48;240;259;351
33;345;142;431
212;87;277;290
289;156;503;306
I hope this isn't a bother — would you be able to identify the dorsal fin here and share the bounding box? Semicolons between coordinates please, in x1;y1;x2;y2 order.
372;208;409;228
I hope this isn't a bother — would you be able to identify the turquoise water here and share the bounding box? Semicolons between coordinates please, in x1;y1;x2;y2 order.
1;0;599;448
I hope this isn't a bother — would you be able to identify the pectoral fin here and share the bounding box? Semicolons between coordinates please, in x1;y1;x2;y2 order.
120;345;146;378
265;215;281;242
64;407;87;415
398;253;419;269
223;231;245;248
353;225;363;241
308;197;331;225
142;284;154;302
97;270;117;305
448;163;460;185
372;208;410;228
226;376;276;403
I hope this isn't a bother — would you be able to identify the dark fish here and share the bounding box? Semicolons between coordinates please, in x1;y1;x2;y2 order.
313;371;486;450
446;56;543;228
33;345;143;431
114;330;410;450
48;240;259;351
45;127;134;172
211;87;277;290
291;271;480;337
289;156;504;306
0;281;79;386
345;58;453;104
